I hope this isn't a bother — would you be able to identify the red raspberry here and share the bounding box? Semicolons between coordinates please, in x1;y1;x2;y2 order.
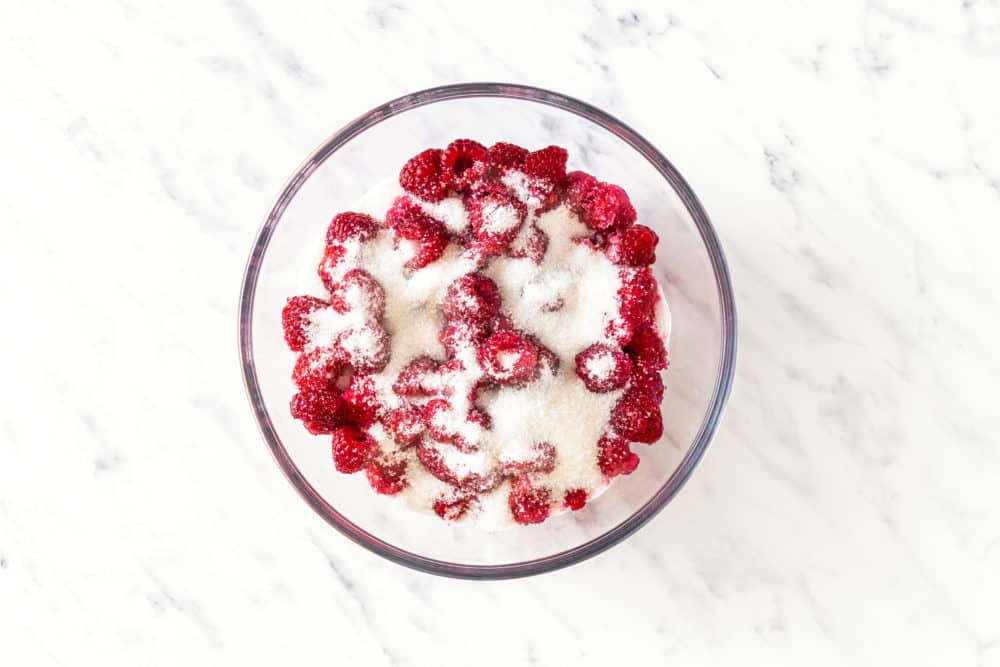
478;330;538;385
487;142;528;172
631;365;665;402
331;426;376;474
326;211;378;245
399;148;447;202
317;244;348;293
523;146;568;181
606;224;658;266
342;375;381;427
505;223;548;264
281;295;327;352
439;318;490;355
382;405;425;447
423;399;488;452
442;139;488;190
393;356;440;396
564;170;598;210
500;441;556;476
564;489;588;511
575;343;632;393
289;389;348;434
608;268;659;343
365;457;408;495
611;388;663;443
578;182;636;231
433;495;472;521
336;323;390;374
417;444;502;493
292;347;343;392
534;344;560;378
385;197;450;270
329;269;386;318
508;477;551;525
465;188;527;254
624;323;669;370
443;273;501;323
597;432;640;477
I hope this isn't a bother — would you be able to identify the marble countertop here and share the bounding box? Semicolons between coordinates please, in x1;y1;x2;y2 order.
2;1;998;664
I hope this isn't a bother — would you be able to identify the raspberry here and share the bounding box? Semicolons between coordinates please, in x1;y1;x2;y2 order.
608;268;659;343
563;489;588;511
487;142;528;172
317;244;348;293
393;356;440;396
478;330;538;385
611;388;663;443
365;457;408;495
578;182;636;231
439;319;490;355
331;426;376;474
606;224;658;266
423;399;488;452
624;323;669;371
442;273;501;323
575;343;632;393
336;323;390;374
292;347;343;392
326;212;378;245
597;432;640;477
433;495;472;521
329;269;386;318
385;197;450;270
505;223;548;264
523;145;568;181
508;478;551;524
289;389;348;434
399;148;447;202
466;188;527;254
342;375;380;427
382;405;425;447
631;365;665;402
500;441;556;476
281;295;327;352
534;344;560;378
442;139;488;190
564;170;598;210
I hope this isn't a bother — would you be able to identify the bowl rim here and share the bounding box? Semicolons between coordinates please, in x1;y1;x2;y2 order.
238;82;737;580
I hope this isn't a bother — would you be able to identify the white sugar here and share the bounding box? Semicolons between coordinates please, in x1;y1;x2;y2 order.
419;196;469;234
583;348;617;381
479;201;522;234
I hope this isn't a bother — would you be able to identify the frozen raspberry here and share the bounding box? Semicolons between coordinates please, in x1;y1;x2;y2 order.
575;343;632;393
487;142;528;173
564;170;598;210
578;182;636;231
281;295;327;352
289;389;348;434
505;222;548;264
342;375;380;427
611;388;663;443
365;457;408;495
439;319;490;356
442;273;501;323
329;269;386;318
534;344;560;378
606;224;658;266
564;489;588;511
399;148;447;202
631;365;665;402
393;356;440;396
331;426;376;474
386;197;450;270
523;145;568;181
336;323;390;374
317;244;349;293
508;478;551;525
423;399;488;452
415;443;461;486
500;441;556;476
292;347;343;392
466;188;527;254
442;139;488;190
624;323;669;370
597;432;640;477
382;405;425;447
478;330;538;385
608;268;659;343
433;496;472;521
326;211;378;245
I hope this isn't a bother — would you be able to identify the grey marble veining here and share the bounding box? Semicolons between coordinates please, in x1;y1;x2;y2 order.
1;0;998;665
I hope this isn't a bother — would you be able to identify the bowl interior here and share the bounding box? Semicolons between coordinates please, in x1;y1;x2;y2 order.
243;88;733;575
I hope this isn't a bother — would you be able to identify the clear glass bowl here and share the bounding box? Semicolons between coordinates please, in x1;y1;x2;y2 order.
239;83;737;579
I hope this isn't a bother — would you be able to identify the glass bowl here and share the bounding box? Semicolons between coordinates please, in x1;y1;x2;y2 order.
239;83;736;579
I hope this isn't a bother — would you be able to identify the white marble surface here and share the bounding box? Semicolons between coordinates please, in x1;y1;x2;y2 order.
1;0;998;664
